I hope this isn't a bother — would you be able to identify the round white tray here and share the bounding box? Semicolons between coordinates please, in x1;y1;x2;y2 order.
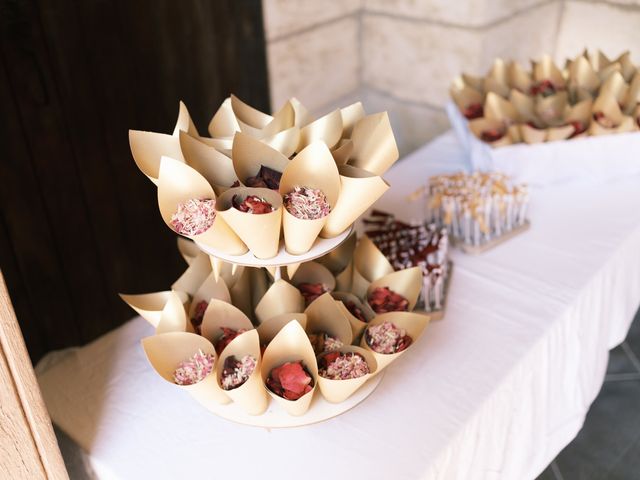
196;226;353;267
204;372;384;428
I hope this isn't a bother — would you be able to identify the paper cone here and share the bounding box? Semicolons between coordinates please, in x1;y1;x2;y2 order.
332;139;354;165
215;187;283;259
286;263;300;278
172;101;200;137
230;94;272;132
331;291;375;339
484;76;510;98
589;49;612;72
348;112;399;176
461;73;485;92
468;118;512;147
256;312;307;346
157;157;247;255
208;97;240;138
236;100;295;139
450;78;484;111
625;73;640;115
129;130;184;183
353;235;394;291
119;290;189;327
535;92;568;127
316;230;357;274
187;271;232;328
589;93;625;135
171;252;212;297
366;267;423;311
142;331;229;406
316;346;377;403
254;279;305;324
565;98;593;135
569;56;600;93
179;131;238;189
484;92;518;124
262;126;300;158
200;299;254;352
600;71;629;106
197;136;234;157
360;312;429;372
298;109;343;151
156;291;188;334
597;62;622;83
215;330;269;415
546;124;575;142
291;261;336;294
303;292;353;346
508;61;533;93
520;123;547;144
260;320;318;416
321;165;390;238
290;97;313;127
614;51;636;82
177;237;200;265
487;58;509;87
340;102;366;138
510;89;536;122
533;55;565;90
231;131;290;186
280;141;341;254
335;260;354;292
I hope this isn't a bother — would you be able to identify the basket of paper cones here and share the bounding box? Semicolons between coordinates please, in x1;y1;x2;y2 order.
448;50;640;186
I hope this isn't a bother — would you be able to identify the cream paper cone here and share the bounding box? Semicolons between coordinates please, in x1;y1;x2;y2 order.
546;124;575;142
230;94;272;132
321;165;390;238
236;99;295;139
287;263;301;279
335;260;354;292
625;73;640;115
196;137;234;159
215;330;269;415
348;112;399;176
260;320;318;416
589;50;612;72
157;157;247;255
142;331;229;406
254;279;305;324
256;313;307;346
366;267;423;311
484;92;518;124
331;291;375;340
468;118;513;147
187;271;232;328
614;51;636;82
215;187;283;259
172;101;200;137
360;312;429;372
533;55;565;90
231;131;289;186
291;262;336;294
298;109;343;151
119;290;189;328
569;56;600;94
201;299;254;354
589;93;625;136
316;346;377;403
507;124;522;144
462;73;485;93
450;78;484;113
486;58;509;88
156;291;188;334
290;97;313;127
536;92;569;127
303;292;353;347
129;130;184;183
509;89;536;122
179;131;238;189
177;237;200;265
280;141;341;254
208;98;240;138
340;102;366;138
520;124;547;144
171;252;212;297
565;98;593;137
354;235;394;283
331;139;354;166
484;77;510;99
508;61;533;93
262;126;300;158
316;230;357;274
597;62;622;83
600;71;629;106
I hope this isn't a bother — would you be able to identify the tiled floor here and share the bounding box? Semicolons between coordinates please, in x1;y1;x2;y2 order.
537;309;640;480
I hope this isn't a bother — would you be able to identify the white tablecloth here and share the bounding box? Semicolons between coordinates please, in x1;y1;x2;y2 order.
37;132;640;480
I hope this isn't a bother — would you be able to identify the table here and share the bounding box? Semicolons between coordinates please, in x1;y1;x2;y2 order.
36;131;640;479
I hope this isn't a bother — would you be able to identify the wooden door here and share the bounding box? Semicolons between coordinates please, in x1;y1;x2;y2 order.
0;0;270;362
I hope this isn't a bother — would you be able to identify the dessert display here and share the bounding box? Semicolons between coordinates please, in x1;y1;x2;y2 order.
171;198;216;236
173;349;215;385
450;51;640;146
221;355;257;391
414;172;529;252
266;361;315;401
318;351;370;380
307;332;344;355
231;194;274;214
214;327;247;355
364;322;412;355
368;286;409;313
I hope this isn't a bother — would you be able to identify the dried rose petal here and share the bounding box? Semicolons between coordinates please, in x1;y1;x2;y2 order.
529;79;558;97
173;349;215;385
568;120;587;139
283;186;330;220
308;331;343;355
266;361;314;401
462;102;483;120
344;301;367;322
171;198;216;236
221;355;256;390
593;111;616;128
318;352;370;380
232;194;274;214
246;165;282;190
190;300;208;335
481;128;505;143
214;327;247;355
368;287;409;314
365;321;412;354
297;282;328;306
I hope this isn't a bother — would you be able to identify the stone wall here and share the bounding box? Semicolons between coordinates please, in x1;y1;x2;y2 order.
262;0;640;155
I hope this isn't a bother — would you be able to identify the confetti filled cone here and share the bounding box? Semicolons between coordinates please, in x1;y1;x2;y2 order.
128;131;184;184
468;117;513;147
119;290;189;328
290;262;336;301
331;291;375;339
179;131;238;193
208;97;240;138
231;131;290;186
262;126;300;158
366;266;423;312
304;292;353;347
171;252;212;297
254;279;305;324
351;235;394;298
348;112;399;176
316;346;377;404
201;299;254;356
298;109;343;151
156;291;188;334
256;312;308;346
187;271;232;332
